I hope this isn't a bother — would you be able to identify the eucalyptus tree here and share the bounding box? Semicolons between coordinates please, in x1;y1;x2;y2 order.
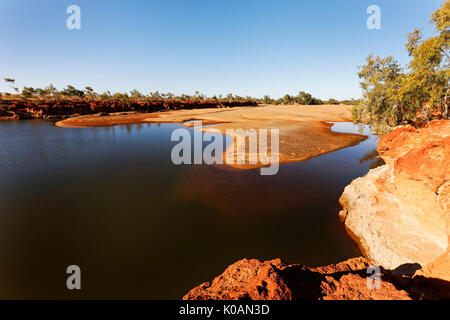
354;0;449;133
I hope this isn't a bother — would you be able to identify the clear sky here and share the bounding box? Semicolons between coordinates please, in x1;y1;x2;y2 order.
0;0;444;100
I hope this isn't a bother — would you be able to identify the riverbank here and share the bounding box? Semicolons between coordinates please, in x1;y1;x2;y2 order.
339;120;450;281
184;120;450;300
0;97;256;121
56;104;367;168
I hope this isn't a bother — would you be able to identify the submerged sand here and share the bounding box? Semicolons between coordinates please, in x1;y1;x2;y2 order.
56;104;367;168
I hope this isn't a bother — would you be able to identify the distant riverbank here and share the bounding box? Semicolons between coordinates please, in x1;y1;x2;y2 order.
56;104;367;168
0;97;257;121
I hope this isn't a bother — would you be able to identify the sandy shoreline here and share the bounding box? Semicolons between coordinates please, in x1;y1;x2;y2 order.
56;104;367;168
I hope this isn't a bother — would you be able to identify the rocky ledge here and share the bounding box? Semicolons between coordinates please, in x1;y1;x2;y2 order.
184;257;449;300
185;120;450;300
339;120;449;281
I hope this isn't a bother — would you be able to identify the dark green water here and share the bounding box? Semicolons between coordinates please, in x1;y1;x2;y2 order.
0;120;379;299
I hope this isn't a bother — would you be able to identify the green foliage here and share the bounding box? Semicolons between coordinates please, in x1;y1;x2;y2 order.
296;91;313;104
60;85;85;98
353;55;405;133
354;1;449;134
84;86;97;98
3;77;19;94
340;98;360;105
148;91;161;100
98;91;112;100
12;83;357;108
21;86;36;98
297;91;323;105
46;84;58;97
259;91;336;105
20;84;57;98
262;95;272;104
283;94;295;104
129;89;144;99
327;98;340;105
112;92;130;101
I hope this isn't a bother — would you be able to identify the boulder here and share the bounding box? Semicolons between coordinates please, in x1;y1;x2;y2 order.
184;257;450;300
339;120;450;279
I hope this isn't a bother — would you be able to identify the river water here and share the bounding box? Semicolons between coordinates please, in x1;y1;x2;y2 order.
0;120;379;299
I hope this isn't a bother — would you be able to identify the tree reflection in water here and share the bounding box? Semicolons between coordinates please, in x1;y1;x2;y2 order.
359;149;385;169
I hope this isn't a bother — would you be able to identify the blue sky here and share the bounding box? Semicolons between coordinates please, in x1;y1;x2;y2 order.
0;0;444;100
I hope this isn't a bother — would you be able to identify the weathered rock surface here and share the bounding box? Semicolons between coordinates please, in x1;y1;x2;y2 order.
184;120;450;300
339;120;450;279
184;257;450;300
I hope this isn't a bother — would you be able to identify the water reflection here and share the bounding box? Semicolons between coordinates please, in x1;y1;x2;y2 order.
0;120;378;299
359;149;386;169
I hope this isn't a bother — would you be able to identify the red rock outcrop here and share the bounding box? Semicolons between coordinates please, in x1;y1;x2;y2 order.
339;120;450;279
184;257;450;300
184;120;450;300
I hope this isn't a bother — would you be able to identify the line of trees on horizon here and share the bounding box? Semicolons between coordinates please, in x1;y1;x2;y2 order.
1;81;257;103
0;79;358;106
262;92;359;106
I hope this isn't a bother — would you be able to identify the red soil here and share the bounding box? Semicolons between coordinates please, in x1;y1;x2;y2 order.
0;98;257;120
